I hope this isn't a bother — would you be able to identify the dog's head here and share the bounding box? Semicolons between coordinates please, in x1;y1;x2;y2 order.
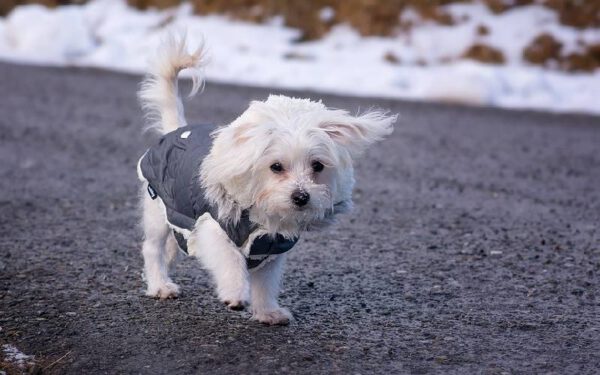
200;95;396;237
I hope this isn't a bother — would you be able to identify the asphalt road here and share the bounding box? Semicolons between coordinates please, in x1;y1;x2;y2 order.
0;61;599;374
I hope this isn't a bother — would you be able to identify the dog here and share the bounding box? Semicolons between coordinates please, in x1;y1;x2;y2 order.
137;35;396;325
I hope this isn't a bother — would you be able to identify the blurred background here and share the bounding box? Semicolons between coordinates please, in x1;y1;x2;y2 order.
1;3;599;373
0;0;598;113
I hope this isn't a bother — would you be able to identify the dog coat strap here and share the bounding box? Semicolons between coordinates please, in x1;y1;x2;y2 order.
246;234;299;269
173;231;188;254
216;209;256;248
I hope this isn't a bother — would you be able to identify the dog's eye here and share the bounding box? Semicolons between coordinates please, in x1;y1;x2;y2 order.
270;163;284;173
311;161;324;173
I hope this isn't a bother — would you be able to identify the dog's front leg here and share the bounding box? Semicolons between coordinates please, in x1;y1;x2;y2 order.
189;215;250;310
250;255;292;325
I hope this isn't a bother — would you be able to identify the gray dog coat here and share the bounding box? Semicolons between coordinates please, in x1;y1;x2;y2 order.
138;125;298;269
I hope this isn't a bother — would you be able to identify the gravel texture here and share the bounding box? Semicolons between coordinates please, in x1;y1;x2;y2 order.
0;62;599;374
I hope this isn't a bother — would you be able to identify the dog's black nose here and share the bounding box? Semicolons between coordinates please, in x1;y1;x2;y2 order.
291;191;310;207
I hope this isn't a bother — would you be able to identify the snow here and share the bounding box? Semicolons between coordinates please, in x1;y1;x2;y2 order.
0;0;598;115
2;344;35;369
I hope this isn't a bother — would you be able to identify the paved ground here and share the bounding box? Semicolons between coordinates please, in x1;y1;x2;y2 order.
0;61;599;374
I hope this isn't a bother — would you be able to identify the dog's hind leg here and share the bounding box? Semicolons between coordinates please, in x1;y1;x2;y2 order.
141;192;180;299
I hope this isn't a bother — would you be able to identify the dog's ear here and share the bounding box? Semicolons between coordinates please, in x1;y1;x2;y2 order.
318;110;397;157
200;120;271;221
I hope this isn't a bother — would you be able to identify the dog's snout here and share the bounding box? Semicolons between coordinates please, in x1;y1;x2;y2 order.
291;190;310;207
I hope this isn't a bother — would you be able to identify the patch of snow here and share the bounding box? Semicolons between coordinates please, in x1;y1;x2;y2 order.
3;4;95;64
0;0;598;115
441;3;597;64
2;344;35;369
319;7;335;23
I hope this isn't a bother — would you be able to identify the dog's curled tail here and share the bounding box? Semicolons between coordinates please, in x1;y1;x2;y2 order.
138;34;205;134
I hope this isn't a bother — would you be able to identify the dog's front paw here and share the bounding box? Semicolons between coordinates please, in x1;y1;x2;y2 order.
252;308;293;325
223;299;248;311
146;282;180;299
219;288;249;311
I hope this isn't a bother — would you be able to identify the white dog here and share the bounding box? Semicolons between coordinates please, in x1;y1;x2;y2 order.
137;35;396;325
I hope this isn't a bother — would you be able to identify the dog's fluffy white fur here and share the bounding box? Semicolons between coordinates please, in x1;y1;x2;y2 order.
138;35;396;325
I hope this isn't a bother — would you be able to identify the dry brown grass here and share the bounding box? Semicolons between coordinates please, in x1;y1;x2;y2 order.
523;33;563;65
522;33;600;72
545;0;600;28
188;0;461;40
186;0;600;38
0;0;86;16
191;0;332;41
561;43;600;72
127;0;180;10
462;43;505;64
4;0;599;33
2;0;598;71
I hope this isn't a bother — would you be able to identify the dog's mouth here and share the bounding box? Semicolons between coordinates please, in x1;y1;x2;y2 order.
281;204;315;220
292;200;346;221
